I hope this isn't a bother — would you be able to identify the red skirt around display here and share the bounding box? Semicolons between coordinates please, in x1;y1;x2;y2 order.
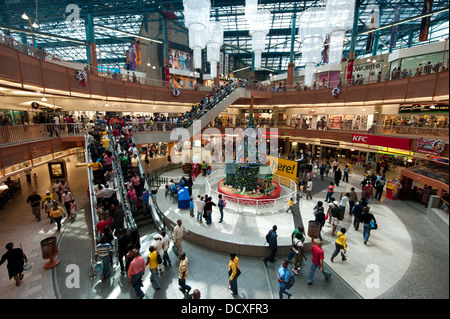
217;179;281;205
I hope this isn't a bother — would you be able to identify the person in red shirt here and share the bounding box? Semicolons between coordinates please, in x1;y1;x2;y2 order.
95;216;110;236
307;239;331;285
363;183;374;204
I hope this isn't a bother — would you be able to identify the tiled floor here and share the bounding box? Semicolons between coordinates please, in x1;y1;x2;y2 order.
0;156;448;300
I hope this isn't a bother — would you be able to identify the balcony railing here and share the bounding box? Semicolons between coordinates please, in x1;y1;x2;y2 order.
0;33;66;63
0;123;85;146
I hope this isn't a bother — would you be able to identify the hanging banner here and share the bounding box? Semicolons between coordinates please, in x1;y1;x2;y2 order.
365;6;379;53
419;0;433;42
135;38;142;66
390;4;402;49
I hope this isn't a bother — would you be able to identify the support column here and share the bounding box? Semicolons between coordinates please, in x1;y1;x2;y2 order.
287;63;295;90
163;17;170;83
373;104;384;135
85;12;98;75
346;0;361;85
214;62;220;87
287;8;297;90
272;106;279;128
251;52;255;79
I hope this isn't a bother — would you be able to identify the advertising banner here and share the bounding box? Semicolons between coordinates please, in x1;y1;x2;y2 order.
419;0;433;41
390;4;402;49
267;156;298;185
168;48;192;71
414;138;445;156
331;116;342;129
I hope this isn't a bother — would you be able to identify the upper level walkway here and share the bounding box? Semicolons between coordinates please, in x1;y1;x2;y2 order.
1;38;448;108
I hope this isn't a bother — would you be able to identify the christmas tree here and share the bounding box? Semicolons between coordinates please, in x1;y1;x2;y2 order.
228;114;265;193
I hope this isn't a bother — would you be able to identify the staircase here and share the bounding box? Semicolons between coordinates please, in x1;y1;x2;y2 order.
133;87;250;144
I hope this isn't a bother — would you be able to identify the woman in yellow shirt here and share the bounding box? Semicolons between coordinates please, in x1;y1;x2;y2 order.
228;253;240;295
49;202;65;232
330;228;347;262
146;246;161;289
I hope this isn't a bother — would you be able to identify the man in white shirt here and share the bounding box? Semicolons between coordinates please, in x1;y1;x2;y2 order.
306;179;313;200
195;195;205;223
161;231;172;267
95;184;119;208
96;184;119;198
53;180;62;202
339;192;350;216
173;219;189;258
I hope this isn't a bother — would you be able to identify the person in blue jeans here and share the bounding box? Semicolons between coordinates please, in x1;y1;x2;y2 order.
307;239;331;284
218;194;224;223
277;260;293;299
263;225;278;265
361;206;377;245
325;182;335;203
95;237;113;279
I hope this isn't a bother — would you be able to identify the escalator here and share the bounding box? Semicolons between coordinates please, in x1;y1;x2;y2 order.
133;86;251;144
85;131;137;279
131;134;167;234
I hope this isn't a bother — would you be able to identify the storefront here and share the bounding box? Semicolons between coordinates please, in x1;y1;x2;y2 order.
288;113;373;131
383;104;449;129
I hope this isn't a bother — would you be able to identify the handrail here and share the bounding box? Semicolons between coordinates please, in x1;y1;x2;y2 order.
0;123;86;147
84;132;101;279
131;134;166;233
204;168;298;214
105;128;137;231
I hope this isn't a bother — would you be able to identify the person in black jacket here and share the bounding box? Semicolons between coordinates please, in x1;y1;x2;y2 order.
334;168;342;187
263;225;278;266
361;207;377;245
0;243;27;286
351;200;364;231
204;197;216;225
315;207;326;241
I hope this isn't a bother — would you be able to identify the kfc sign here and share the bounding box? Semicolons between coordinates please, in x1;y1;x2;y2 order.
352;134;369;143
352;133;411;151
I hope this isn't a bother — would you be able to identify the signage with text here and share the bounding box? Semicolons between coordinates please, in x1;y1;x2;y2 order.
267;156;298;184
399;104;449;113
352;133;411;151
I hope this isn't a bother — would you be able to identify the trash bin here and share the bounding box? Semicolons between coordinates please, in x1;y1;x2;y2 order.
308;220;321;239
40;236;60;269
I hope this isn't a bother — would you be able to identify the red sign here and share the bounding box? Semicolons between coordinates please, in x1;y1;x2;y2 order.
331;116;342;129
352;133;411;151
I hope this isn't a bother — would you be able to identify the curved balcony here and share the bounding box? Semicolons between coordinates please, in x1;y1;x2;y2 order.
1;39;448;107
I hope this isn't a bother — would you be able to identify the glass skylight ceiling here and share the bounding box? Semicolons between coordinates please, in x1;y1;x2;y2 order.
1;0;449;73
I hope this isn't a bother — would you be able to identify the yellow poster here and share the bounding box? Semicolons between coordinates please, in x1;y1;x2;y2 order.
267;156;298;185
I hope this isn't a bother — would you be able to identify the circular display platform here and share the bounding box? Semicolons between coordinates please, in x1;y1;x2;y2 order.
217;179;281;205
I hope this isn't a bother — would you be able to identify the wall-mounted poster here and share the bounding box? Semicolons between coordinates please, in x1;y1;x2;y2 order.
168;49;191;71
48;161;67;181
